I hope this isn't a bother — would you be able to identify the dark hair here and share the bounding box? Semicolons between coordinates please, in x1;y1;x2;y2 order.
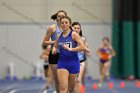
103;37;110;42
42;43;47;49
72;22;83;37
60;16;72;24
51;10;67;21
60;16;73;30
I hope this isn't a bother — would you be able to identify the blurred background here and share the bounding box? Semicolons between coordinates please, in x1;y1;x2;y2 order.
0;0;139;80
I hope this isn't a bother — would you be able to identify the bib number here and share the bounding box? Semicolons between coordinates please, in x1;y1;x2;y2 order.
64;42;72;48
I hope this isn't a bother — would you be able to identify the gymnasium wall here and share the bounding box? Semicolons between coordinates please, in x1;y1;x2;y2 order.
0;0;112;79
0;0;112;23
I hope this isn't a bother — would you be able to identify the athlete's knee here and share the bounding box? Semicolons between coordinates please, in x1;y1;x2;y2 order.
68;87;75;92
68;83;75;91
59;84;68;91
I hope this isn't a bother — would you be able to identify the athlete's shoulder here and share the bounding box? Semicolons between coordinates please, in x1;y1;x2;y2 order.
72;31;79;36
72;31;79;38
72;31;81;41
47;24;56;32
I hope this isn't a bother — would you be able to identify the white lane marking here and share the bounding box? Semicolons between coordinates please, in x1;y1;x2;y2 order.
52;90;56;93
8;89;17;93
2;83;19;93
42;89;47;93
38;84;46;93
